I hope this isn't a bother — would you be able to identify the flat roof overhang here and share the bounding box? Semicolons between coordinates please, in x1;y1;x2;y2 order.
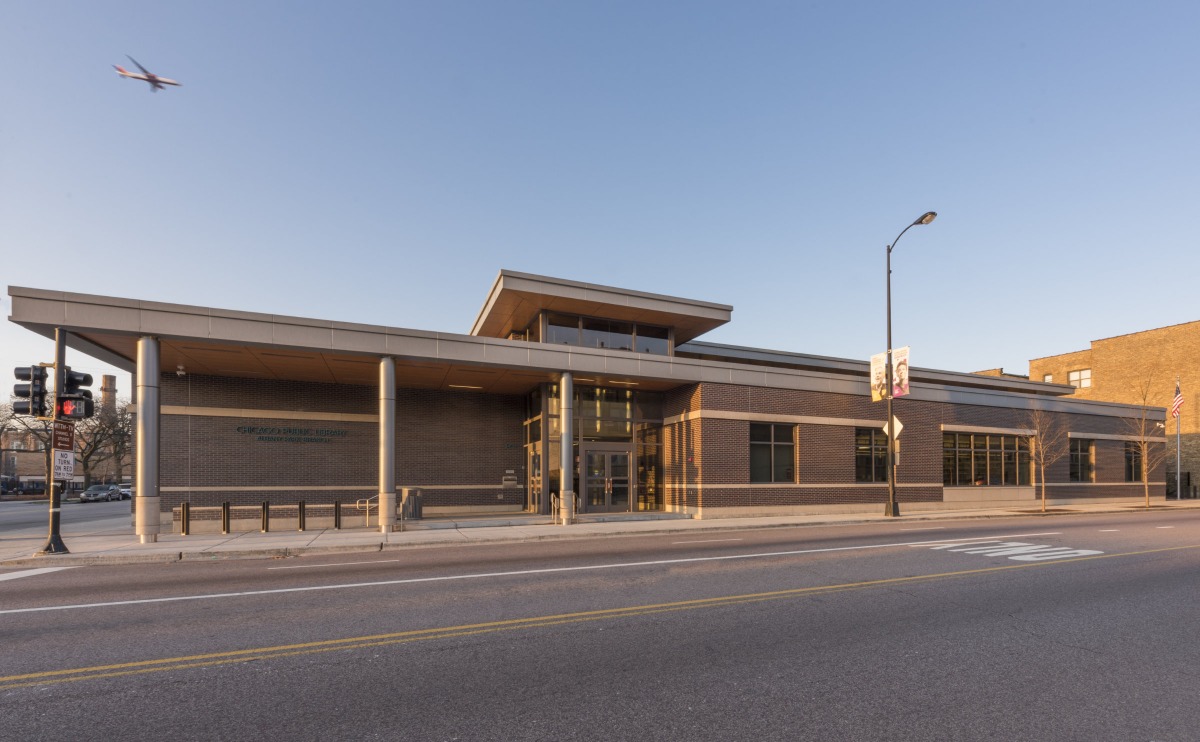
6;286;720;395
7;285;1161;420
470;270;733;344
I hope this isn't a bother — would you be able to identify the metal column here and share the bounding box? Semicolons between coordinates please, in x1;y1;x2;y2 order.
378;357;396;533
135;336;161;543
559;372;574;525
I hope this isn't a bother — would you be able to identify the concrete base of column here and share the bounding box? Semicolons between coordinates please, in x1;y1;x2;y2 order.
559;490;575;525
379;492;395;534
135;496;161;541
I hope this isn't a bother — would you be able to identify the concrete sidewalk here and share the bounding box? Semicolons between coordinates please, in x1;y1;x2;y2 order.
4;500;1200;568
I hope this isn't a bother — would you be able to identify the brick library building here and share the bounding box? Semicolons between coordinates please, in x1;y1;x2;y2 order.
8;271;1166;541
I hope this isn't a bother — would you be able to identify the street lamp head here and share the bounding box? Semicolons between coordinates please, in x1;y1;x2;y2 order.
913;211;937;226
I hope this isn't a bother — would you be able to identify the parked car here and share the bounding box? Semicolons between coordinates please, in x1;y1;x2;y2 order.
80;484;121;502
118;486;132;500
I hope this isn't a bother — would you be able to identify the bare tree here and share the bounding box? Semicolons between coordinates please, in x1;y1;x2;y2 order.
105;399;133;482
73;415;115;488
1127;377;1170;508
4;407;53;489
1027;406;1069;513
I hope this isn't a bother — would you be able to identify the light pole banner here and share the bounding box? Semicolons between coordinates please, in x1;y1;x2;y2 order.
892;346;911;398
870;352;887;402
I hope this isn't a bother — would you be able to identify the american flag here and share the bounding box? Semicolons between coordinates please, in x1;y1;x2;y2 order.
1171;383;1184;419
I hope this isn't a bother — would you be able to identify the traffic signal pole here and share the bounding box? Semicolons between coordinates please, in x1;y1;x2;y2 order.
37;328;69;555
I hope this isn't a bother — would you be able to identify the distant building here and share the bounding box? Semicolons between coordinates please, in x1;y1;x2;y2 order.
1029;320;1199;495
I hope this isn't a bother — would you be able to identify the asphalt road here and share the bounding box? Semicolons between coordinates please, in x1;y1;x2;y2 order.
0;497;131;537
4;510;1200;741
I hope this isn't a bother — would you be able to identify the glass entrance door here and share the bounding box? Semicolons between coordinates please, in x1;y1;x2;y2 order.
584;448;632;513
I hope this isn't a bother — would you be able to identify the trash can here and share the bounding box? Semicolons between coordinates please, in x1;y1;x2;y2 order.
401;487;422;520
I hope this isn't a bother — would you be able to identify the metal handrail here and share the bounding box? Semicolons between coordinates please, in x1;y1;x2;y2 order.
355;494;378;526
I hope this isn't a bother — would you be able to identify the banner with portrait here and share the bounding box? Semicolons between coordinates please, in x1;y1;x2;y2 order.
892;346;911;398
870;352;887;402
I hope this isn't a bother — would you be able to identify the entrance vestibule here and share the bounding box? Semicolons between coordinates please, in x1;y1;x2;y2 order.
583;444;633;513
523;384;662;516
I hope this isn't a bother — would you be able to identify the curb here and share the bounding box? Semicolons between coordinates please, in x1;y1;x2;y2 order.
2;503;1197;568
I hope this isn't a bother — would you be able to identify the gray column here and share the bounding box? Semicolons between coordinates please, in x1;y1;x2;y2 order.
135;336;161;544
378;357;396;533
559;372;574;525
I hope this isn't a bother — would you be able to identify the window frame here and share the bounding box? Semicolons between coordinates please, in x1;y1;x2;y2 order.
1124;441;1143;482
1069;438;1094;482
750;423;795;483
942;432;1031;486
855;428;889;483
1068;369;1092;389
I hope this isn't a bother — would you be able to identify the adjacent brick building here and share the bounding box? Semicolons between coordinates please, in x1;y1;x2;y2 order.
7;271;1166;537
1029;321;1198;496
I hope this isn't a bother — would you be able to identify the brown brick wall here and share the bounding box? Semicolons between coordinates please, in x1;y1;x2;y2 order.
663;382;1165;511
150;374;524;512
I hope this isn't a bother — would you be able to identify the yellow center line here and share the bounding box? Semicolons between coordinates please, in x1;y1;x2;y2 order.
4;542;1197;691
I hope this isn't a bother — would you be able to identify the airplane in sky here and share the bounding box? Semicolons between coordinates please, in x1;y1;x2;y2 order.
113;56;181;92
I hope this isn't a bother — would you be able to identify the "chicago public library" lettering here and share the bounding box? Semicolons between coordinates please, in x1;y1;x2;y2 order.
235;426;350;444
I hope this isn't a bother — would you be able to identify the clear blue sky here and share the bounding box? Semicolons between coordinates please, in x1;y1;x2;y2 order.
5;1;1199;400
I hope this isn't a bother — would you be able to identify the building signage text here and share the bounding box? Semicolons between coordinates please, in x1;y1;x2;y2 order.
235;426;350;444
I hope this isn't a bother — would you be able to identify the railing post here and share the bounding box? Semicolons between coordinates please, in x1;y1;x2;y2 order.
261;501;270;533
221;501;230;534
180;502;190;536
298;501;306;532
333;500;341;530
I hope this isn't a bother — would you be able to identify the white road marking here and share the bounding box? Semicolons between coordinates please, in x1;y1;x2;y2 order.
901;527;945;531
0;567;78;582
1157;526;1175;529
671;539;744;544
0;531;1062;616
268;559;402;570
1099;529;1120;532
924;540;1102;561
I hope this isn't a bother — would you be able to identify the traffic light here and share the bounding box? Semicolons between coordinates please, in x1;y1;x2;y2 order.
13;366;49;417
56;367;95;419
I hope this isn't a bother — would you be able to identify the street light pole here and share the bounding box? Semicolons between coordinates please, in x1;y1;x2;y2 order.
884;211;937;517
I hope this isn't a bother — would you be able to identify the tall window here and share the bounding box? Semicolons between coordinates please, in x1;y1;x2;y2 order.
1068;369;1091;388
942;433;1030;486
1124;442;1143;482
856;428;889;483
750;424;794;483
539;312;671;355
1069;439;1094;482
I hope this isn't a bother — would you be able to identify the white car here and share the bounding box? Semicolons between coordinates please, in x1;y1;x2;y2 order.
118;486;132;500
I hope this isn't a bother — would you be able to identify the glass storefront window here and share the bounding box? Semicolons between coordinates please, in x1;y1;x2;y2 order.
583;318;634;351
547;313;580;346
635;324;670;355
636;392;663;420
943;433;1032;486
579;387;634;420
529;312;671;356
579;419;633;441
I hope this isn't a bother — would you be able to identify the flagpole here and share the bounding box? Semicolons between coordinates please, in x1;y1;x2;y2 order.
1176;377;1182;500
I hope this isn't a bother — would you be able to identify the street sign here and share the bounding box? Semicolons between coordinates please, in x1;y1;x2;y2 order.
881;416;904;438
52;420;75;451
53;449;74;479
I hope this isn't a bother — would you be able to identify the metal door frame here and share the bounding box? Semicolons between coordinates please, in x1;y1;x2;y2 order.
581;442;635;513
